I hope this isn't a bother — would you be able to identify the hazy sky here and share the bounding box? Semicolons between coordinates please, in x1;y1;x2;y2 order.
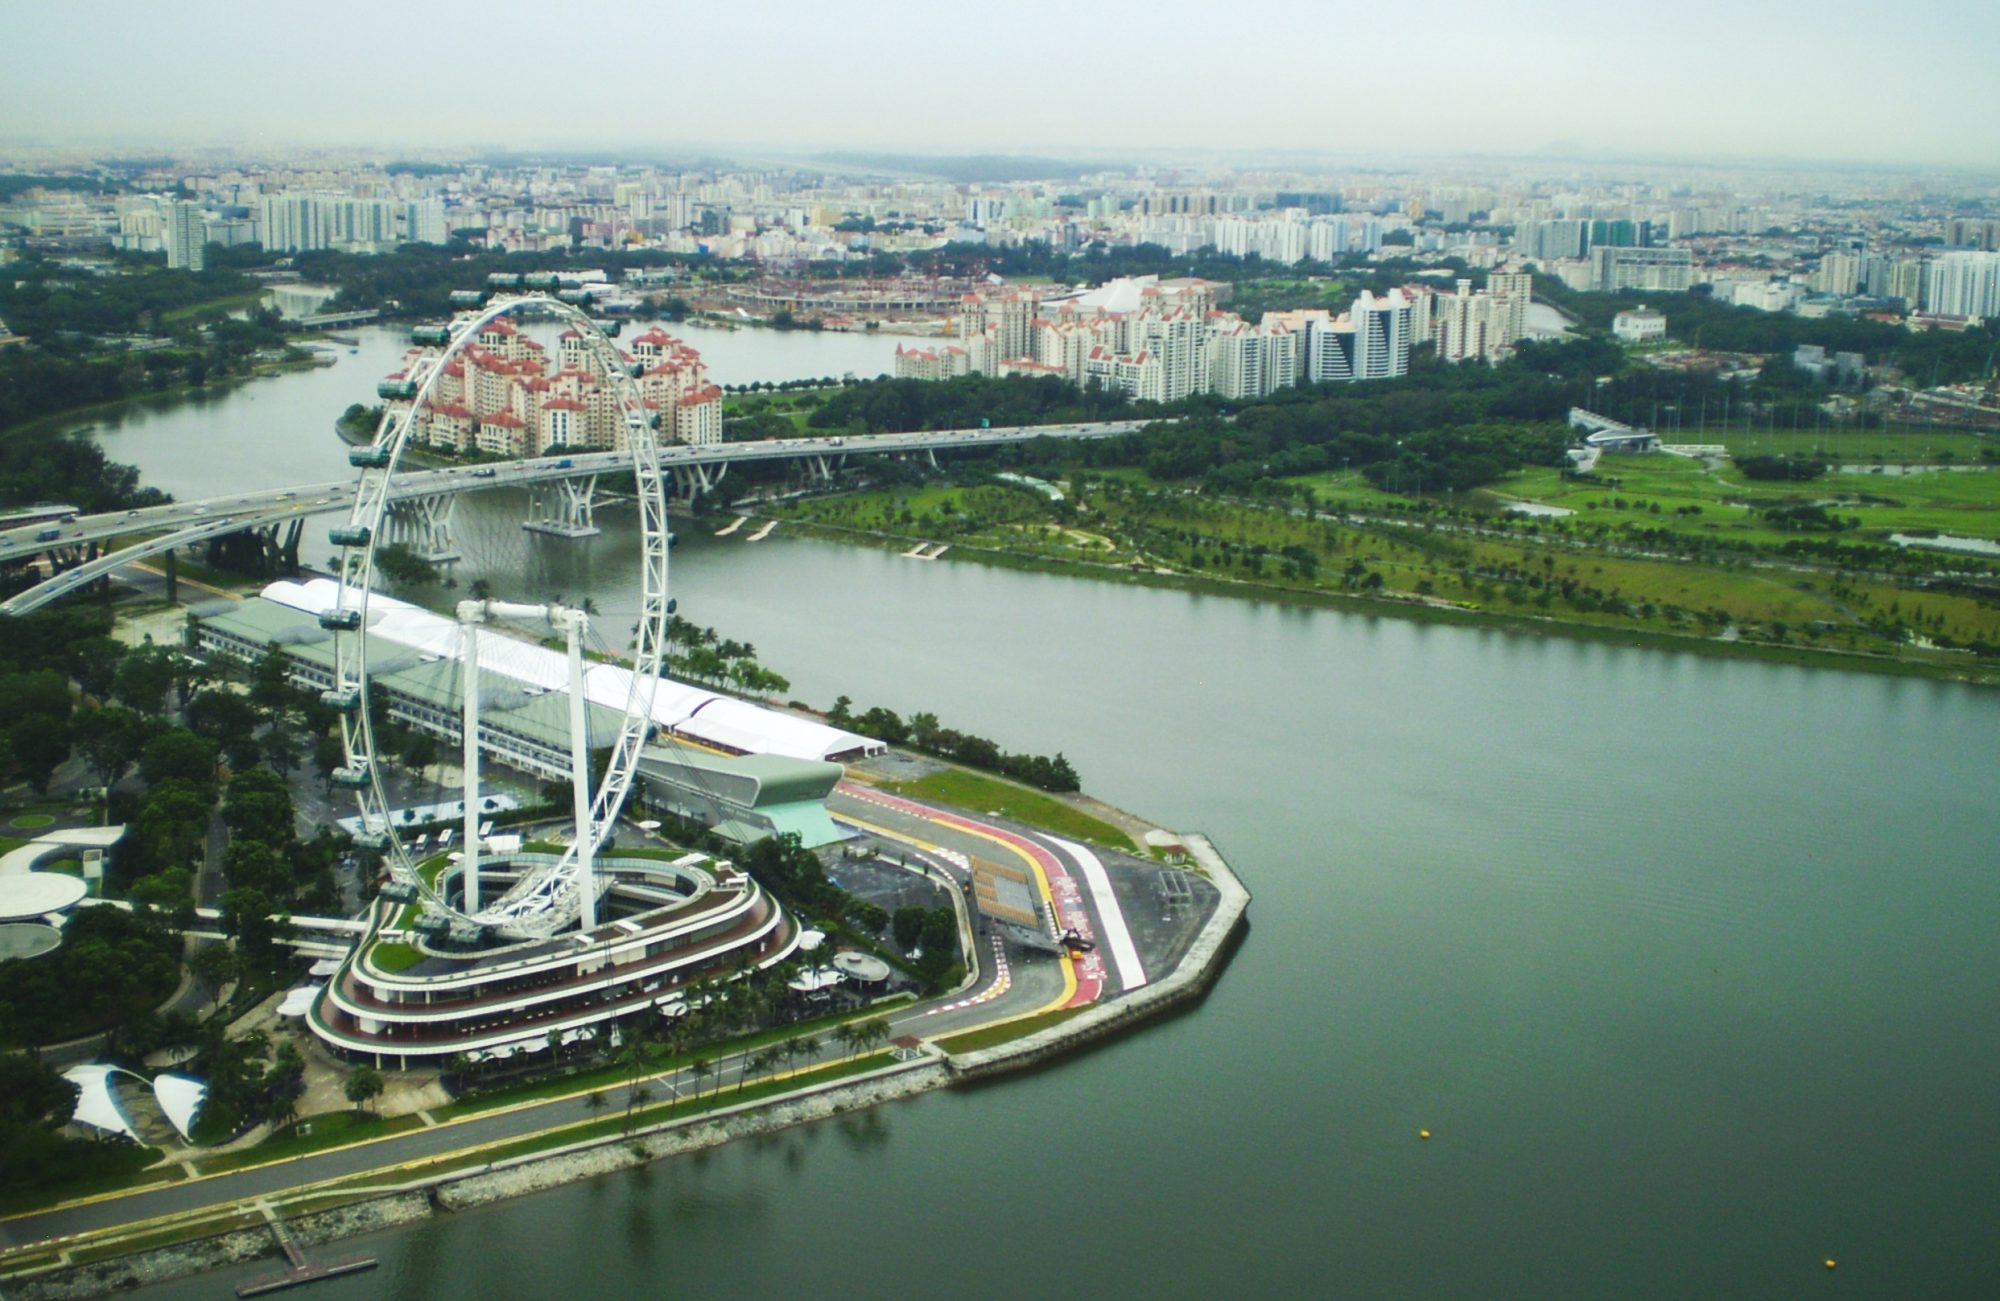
5;0;1997;169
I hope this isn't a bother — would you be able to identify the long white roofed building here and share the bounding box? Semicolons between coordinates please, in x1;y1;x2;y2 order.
245;579;879;764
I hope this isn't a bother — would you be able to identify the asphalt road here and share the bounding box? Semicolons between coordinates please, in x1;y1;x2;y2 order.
0;793;1101;1252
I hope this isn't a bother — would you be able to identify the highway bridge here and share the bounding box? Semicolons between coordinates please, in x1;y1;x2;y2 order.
0;420;1148;616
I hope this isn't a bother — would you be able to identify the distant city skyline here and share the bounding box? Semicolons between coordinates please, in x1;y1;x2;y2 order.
5;0;1999;170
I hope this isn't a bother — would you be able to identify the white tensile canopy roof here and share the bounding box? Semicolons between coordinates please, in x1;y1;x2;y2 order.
276;984;322;1018
61;1063;142;1141
261;579;877;763
151;1073;208;1142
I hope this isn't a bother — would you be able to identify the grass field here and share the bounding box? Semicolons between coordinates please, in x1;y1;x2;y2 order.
934;1006;1084;1054
191;1112;425;1176
881;769;1134;849
1719;426;1997;464
160;290;270;324
1483;452;2000;543
778;457;2000;678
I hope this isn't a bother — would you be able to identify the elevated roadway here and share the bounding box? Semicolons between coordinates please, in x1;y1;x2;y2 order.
0;420;1149;616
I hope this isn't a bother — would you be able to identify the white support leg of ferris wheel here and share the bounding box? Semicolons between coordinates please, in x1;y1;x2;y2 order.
558;608;597;932
458;607;483;913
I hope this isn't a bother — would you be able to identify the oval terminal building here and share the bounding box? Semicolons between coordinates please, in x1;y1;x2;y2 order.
311;851;799;1067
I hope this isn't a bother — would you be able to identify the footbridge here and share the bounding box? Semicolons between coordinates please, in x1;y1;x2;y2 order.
0;420;1148;616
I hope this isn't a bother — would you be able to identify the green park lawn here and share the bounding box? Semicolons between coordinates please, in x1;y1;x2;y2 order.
881;769;1133;849
1484;452;2000;543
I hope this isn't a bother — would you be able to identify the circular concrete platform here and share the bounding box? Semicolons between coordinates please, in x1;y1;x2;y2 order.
0;873;88;922
832;950;892;983
0;921;63;960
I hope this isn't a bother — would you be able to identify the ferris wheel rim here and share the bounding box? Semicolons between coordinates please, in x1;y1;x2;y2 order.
326;292;671;937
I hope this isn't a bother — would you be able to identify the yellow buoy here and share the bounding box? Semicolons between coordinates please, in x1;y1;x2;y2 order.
1824;1260;1836;1270
1419;1129;1432;1140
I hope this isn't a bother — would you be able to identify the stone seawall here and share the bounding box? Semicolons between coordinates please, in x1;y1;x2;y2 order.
434;1059;949;1211
12;1193;431;1301
8;832;1248;1298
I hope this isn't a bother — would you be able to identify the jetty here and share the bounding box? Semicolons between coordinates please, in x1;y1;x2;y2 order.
231;1203;376;1297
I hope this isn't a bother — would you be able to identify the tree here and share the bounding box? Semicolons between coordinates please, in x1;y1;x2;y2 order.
621;1026;652;1129
223;768;295;848
401;733;440;781
687;1055;712;1103
190;942;239;1009
69;636;127;700
249;647;297;715
131;779;213;876
262;726;301;778
140;728;219;794
71;706;147;786
344;1065;384;1113
219;886;287;976
8;714;70;792
584;1090;609;1122
113;645;180;716
741;1046;783;1094
186;690;261;768
265;1041;306;1129
626;1083;655;1130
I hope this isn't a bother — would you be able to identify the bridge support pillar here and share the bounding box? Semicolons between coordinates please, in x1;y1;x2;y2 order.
523;475;601;538
672;461;729;507
254;519;304;575
385;493;460;564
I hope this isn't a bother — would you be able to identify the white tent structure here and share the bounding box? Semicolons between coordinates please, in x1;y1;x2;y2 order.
276;984;323;1018
261;579;880;764
61;1064;144;1141
151;1073;208;1143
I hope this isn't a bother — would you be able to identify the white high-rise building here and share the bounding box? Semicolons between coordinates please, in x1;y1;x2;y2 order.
1924;252;2000;319
260;193;333;252
166;200;205;271
1486;271;1532;346
403;198;448;245
1350;289;1411;380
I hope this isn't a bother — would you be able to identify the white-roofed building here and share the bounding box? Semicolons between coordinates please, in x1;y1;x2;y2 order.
252;579;879;764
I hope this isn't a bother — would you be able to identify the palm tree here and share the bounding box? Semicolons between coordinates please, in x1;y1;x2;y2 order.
621;1027;651;1128
862;1017;893;1057
625;1083;655;1133
742;1047;783;1095
780;1034;806;1076
584;1090;608;1123
835;1022;861;1061
687;1056;713;1106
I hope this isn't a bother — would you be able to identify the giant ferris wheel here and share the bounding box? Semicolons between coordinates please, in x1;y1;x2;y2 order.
319;293;672;941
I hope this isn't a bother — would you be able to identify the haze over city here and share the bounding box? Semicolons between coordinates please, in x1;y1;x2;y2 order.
2;2;1999;1297
5;0;1999;168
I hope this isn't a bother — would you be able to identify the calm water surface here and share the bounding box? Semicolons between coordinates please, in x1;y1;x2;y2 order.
87;339;2000;1299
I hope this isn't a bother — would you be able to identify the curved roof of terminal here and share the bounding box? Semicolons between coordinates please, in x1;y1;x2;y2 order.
232;580;880;764
0;872;87;921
